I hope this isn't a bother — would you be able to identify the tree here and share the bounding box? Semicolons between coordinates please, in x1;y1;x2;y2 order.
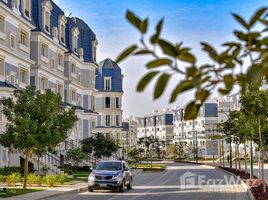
116;8;268;121
128;145;144;168
65;148;88;173
240;89;268;192
81;133;119;160
0;86;77;189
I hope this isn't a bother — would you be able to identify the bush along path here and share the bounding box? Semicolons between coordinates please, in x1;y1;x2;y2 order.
220;167;268;200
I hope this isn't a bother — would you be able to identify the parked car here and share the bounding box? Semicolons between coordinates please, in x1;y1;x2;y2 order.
88;160;133;192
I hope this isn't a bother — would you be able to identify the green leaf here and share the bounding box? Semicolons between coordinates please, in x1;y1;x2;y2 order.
233;30;247;41
134;49;153;55
224;74;236;89
146;58;172;69
231;13;249;30
141;18;149;34
158;39;178;57
170;80;194;102
200;42;217;59
178;52;196;64
196;89;210;103
249;7;267;28
115;45;138;63
184;101;200;120
259;19;268;27
150;19;164;44
126;10;143;33
218;88;230;95
137;71;159;92
154;73;171;99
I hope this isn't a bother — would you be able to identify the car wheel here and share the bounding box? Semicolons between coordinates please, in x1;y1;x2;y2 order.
127;178;132;190
119;180;125;192
88;187;94;192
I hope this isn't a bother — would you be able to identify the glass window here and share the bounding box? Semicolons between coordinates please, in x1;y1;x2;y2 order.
71;90;76;102
0;16;4;33
106;115;111;126
23;0;31;18
96;162;122;171
58;54;63;66
10;34;15;49
71;63;76;73
0;59;4;76
57;84;63;97
105;97;110;108
41;43;48;57
20;30;28;46
116;97;120;108
116;115;120;126
20;69;27;84
104;77;111;90
40;77;48;90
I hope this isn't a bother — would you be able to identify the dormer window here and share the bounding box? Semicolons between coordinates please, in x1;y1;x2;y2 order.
92;39;98;62
42;1;53;34
12;0;20;10
58;16;67;44
22;0;31;19
72;27;80;54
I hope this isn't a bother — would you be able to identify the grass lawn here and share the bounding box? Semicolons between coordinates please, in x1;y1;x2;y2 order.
130;163;166;171
73;171;89;178
0;188;43;198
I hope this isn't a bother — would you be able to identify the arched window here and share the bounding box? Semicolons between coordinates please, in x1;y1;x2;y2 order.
72;27;80;54
42;1;53;34
58;15;67;43
22;0;31;18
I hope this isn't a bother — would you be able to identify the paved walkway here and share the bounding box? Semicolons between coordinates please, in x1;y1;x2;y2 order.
4;183;87;200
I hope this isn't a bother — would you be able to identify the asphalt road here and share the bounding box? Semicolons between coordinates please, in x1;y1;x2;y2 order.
50;162;250;200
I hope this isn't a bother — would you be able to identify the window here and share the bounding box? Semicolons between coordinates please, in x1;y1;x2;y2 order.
41;43;48;58
104;77;111;90
0;16;5;33
10;34;15;49
13;0;20;9
71;90;76;102
106;115;111;126
72;27;79;53
105;97;110;108
42;1;52;33
57;54;63;67
0;59;4;76
20;30;28;47
116;115;120;126
116;97;120;108
9;74;15;85
40;77;48;90
23;0;31;18
78;73;81;83
50;58;55;69
58;16;67;43
56;84;63;97
71;63;76;73
20;69;27;84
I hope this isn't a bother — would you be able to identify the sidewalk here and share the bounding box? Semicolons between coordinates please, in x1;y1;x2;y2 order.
4;183;88;200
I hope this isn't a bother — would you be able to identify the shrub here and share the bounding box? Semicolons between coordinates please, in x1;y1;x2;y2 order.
44;175;57;187
27;173;43;186
6;173;21;186
0;175;6;183
57;172;67;185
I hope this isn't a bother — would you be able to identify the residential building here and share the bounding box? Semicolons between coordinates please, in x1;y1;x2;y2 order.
94;58;123;141
0;0;123;169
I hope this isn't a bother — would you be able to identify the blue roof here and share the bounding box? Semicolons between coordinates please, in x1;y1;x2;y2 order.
0;81;17;89
96;59;123;92
204;103;218;117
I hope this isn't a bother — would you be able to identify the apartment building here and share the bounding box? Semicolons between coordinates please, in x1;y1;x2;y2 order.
121;116;138;147
0;0;123;169
136;109;174;142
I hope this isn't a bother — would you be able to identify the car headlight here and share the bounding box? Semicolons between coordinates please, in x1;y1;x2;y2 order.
88;173;95;181
112;173;121;179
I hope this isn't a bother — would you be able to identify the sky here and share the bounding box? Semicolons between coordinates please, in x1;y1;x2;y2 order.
54;0;267;117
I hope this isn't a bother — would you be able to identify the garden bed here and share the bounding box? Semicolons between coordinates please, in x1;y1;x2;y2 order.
220;167;268;200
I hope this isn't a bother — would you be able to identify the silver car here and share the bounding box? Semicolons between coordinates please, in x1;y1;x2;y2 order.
88;160;133;192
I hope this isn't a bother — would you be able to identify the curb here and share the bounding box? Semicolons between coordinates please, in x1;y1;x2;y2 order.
214;167;255;200
38;186;88;200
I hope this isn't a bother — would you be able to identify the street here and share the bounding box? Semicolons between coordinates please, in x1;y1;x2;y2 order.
49;162;250;200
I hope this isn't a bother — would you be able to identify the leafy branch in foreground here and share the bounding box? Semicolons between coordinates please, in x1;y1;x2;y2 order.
116;7;268;120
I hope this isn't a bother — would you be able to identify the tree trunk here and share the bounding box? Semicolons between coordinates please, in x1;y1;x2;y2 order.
238;144;241;171
23;149;31;189
258;116;266;192
235;145;237;171
37;155;40;176
244;143;247;174
250;140;254;178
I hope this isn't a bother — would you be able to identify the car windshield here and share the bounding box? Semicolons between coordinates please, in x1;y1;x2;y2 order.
96;162;122;171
